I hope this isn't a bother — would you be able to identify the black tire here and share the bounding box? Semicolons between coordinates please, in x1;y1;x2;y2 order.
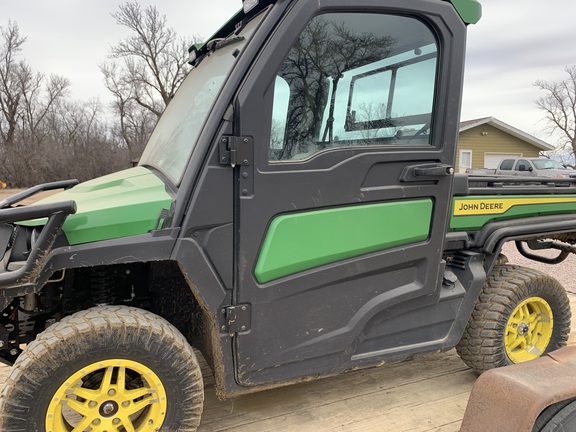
0;306;204;431
533;399;576;432
456;264;571;374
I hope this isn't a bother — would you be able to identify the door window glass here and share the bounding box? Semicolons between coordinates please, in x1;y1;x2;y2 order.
269;13;438;162
499;159;514;171
515;160;531;172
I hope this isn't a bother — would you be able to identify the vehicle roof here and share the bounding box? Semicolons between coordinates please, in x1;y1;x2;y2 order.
189;0;481;59
448;0;482;24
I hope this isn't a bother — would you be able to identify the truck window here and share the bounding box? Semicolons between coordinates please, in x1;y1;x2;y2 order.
269;13;438;161
515;159;531;172
499;159;514;171
532;159;569;170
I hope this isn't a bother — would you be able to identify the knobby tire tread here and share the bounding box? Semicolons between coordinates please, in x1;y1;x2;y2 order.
0;306;204;431
533;398;576;431
456;264;571;374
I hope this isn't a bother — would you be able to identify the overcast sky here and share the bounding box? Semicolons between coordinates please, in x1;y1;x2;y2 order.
463;0;576;143
4;0;576;145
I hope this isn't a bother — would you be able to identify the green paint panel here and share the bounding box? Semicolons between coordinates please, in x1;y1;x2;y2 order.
255;200;433;283
19;167;172;245
450;195;576;231
449;0;482;24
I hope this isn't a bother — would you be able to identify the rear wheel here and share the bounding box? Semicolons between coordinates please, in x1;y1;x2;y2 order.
533;399;576;432
0;306;204;431
456;264;571;374
505;295;554;363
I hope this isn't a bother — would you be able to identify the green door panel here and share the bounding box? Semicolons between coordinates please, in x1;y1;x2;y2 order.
19;167;172;245
450;196;576;231
255;199;433;283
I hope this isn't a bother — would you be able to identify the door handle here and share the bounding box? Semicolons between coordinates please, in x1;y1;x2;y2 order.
414;164;454;177
400;163;454;182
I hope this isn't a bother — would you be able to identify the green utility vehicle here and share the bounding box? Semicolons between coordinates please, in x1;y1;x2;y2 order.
1;0;576;430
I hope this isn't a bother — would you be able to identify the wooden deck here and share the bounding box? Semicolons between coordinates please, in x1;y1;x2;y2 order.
0;216;574;431
197;296;576;431
199;239;576;431
2;297;572;431
0;207;475;431
200;349;475;432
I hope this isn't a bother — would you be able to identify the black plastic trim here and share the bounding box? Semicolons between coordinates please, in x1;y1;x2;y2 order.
0;180;78;209
472;214;576;252
0;231;174;310
0;201;77;289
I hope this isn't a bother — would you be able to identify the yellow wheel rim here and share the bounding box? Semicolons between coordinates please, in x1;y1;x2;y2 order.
505;296;554;363
46;359;167;432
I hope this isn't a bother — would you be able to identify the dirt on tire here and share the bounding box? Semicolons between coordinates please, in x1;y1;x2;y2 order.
456;264;571;374
0;305;205;431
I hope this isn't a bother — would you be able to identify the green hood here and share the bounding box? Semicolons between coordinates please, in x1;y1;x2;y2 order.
19;167;173;245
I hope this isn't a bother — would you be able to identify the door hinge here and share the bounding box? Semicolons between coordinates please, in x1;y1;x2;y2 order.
220;304;251;336
219;136;253;168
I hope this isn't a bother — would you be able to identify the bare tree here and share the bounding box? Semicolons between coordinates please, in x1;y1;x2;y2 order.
0;21;71;186
0;21;27;150
1;4;204;187
101;62;157;159
102;2;202;160
535;66;576;166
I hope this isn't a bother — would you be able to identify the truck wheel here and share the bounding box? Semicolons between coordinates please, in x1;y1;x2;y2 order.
533;398;576;431
456;264;571;374
0;306;204;431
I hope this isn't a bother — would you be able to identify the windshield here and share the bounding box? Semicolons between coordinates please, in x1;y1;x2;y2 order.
532;159;568;170
139;14;263;184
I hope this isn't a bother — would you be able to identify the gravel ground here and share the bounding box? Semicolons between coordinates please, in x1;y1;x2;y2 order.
501;241;576;294
0;188;57;205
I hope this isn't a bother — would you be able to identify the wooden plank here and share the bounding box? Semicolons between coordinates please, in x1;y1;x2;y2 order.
0;296;575;431
197;294;576;431
200;352;473;431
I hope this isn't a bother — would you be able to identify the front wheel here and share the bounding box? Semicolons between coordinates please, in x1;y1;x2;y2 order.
0;306;204;431
456;264;571;374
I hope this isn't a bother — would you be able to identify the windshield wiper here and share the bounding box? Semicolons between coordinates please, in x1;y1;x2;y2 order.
206;35;245;53
188;35;245;66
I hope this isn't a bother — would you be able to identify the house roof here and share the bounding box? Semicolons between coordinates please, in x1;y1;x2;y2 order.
459;117;554;151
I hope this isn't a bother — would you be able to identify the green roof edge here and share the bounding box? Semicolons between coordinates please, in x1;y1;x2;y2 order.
450;0;482;24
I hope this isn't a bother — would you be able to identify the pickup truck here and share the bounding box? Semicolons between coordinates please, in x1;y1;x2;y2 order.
0;0;576;431
467;157;576;179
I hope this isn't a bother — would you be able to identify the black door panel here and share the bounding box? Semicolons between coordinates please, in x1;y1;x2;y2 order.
234;0;467;385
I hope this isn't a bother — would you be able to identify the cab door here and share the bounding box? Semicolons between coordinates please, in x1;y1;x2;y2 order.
233;0;467;385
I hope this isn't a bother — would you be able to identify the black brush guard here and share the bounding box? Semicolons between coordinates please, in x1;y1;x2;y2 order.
0;180;78;289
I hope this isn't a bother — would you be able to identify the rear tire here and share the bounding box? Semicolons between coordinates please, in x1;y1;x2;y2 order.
533;399;576;432
456;264;571;374
0;306;204;431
